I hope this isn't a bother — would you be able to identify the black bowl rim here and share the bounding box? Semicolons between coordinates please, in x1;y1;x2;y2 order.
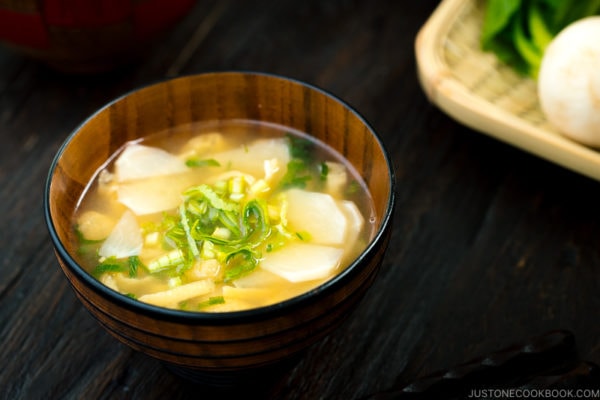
43;70;396;325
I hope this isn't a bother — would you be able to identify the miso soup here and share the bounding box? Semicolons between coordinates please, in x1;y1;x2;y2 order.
74;120;376;312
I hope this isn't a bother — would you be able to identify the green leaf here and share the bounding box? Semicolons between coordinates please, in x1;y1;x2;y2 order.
528;2;554;51
481;0;600;78
128;256;143;278
179;203;200;259
184;184;239;212
92;257;127;278
197;296;226;309
551;0;600;31
147;249;187;273
242;199;270;242
482;0;522;47
224;249;258;282
280;159;312;189
185;158;220;168
217;209;242;238
319;162;329;181
286;133;314;161
512;12;542;77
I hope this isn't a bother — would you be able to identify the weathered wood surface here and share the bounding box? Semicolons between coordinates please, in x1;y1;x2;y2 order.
1;0;598;399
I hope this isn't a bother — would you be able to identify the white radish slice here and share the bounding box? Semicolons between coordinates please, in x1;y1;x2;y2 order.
212;138;290;179
285;189;347;246
260;242;343;282
115;143;188;182
232;268;289;288
337;200;365;248
98;210;143;258
117;172;197;215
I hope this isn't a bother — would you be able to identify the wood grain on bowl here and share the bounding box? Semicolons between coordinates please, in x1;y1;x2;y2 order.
45;72;395;375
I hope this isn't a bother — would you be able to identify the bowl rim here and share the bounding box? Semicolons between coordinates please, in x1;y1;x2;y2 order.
43;70;396;324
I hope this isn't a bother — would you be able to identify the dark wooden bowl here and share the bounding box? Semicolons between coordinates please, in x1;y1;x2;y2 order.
44;71;395;384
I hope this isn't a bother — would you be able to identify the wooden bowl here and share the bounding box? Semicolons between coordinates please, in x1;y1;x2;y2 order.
44;71;395;384
0;0;196;73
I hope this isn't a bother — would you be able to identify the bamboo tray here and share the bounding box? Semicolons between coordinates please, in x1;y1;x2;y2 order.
415;0;600;181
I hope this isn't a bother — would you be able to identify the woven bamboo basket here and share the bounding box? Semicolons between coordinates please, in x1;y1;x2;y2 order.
415;0;600;181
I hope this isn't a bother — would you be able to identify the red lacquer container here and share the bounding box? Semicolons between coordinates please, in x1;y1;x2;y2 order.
0;0;196;73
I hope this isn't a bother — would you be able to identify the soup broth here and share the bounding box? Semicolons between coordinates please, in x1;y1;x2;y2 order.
74;120;375;312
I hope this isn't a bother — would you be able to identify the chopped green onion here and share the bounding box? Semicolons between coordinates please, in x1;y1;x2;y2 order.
280;158;312;189
224;248;258;282
197;296;225;309
286;133;314;161
147;249;186;273
128;256;142;278
92;256;144;279
180;203;200;259
92;258;127;278
319;162;329;181
185;158;220;168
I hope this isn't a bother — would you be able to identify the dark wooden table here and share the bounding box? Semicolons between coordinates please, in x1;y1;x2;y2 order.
1;1;599;399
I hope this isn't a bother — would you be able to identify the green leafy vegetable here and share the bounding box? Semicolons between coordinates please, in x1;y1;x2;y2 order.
319;162;329;181
128;256;142;278
93;256;143;278
147;249;186;273
481;0;600;78
224;248;258;282
185;158;220;168
142;179;277;283
279;134;319;189
197;296;225;309
287;133;315;161
280;158;312;189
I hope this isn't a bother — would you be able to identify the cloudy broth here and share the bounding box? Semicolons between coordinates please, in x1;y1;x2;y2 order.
74;120;375;312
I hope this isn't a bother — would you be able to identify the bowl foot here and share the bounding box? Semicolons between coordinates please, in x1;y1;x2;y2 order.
163;355;302;390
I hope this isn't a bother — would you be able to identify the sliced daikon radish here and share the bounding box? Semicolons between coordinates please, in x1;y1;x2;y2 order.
260;242;343;282
338;200;365;248
115;143;188;182
285;189;347;245
213;138;290;179
179;132;226;159
98;210;143;258
138;279;215;308
117;172;197;215
232;268;289;288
